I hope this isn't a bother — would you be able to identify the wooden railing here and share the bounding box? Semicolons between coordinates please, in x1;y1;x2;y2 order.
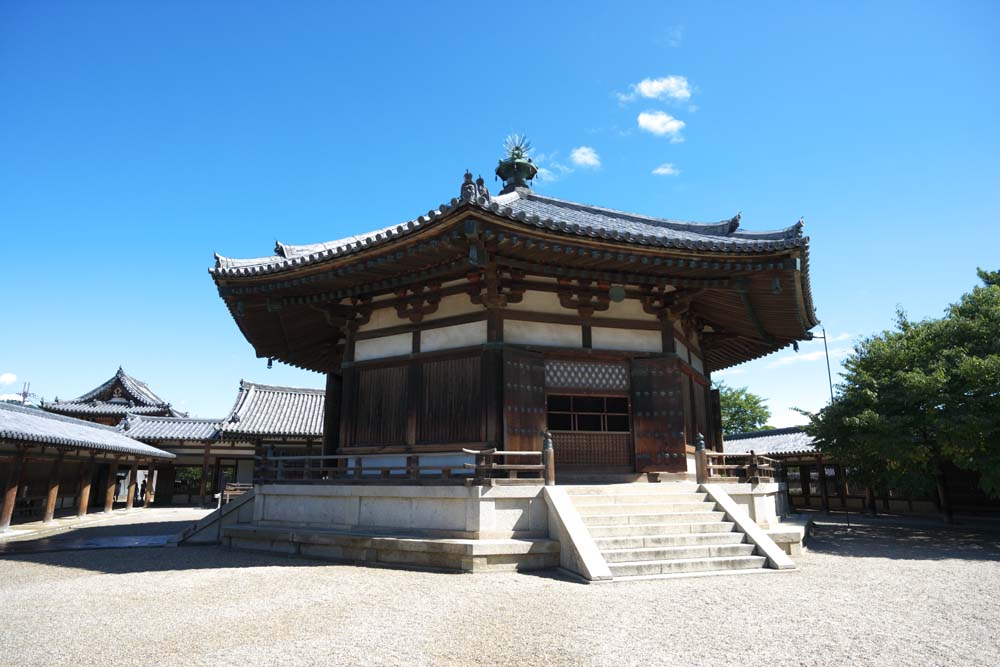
255;446;555;487
697;450;782;484
219;483;253;506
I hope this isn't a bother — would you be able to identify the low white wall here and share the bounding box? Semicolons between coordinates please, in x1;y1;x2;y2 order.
722;482;788;529
253;484;548;539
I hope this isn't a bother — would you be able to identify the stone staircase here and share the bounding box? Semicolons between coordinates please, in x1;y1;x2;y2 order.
565;483;769;580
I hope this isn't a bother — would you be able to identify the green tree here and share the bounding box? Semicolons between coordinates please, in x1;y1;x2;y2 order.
804;268;1000;520
716;383;773;434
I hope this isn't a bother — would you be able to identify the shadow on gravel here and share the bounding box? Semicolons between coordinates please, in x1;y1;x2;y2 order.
0;544;336;574
808;519;1000;562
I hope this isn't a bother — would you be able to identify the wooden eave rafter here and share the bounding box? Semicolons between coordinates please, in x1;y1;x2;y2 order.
215;209;816;373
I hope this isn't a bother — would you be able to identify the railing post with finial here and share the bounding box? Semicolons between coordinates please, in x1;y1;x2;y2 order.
695;433;708;484
542;430;555;486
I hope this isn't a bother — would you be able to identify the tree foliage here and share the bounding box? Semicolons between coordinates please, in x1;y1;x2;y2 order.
716;383;773;434
804;269;1000;500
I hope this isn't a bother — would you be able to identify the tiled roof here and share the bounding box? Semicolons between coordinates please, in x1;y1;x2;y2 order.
211;186;807;278
120;415;221;442
723;426;817;456
42;367;183;418
0;403;174;459
43;402;171;417
221;381;324;438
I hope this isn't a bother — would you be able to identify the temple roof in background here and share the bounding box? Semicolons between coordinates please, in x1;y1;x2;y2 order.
221;381;325;439
42;367;183;419
723;426;817;456
0;403;174;459
120;414;222;442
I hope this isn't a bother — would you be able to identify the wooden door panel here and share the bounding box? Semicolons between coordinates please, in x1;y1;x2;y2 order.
631;357;686;472
502;349;546;452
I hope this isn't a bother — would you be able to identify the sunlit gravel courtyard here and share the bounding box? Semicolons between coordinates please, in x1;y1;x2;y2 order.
1;516;998;667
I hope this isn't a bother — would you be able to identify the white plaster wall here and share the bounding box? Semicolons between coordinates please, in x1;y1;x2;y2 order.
690;352;704;374
675;338;690;362
504;290;569;314
505;320;582;348
591;327;661;353
358;306;405;332
423;293;482;322
355;333;412;361
421;320;487;353
593;297;650;321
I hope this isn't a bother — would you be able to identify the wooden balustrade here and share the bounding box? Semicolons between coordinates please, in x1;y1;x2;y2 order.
697;450;783;484
255;448;554;487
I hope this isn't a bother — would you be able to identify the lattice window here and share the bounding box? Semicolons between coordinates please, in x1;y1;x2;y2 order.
544;361;629;391
546;395;630;433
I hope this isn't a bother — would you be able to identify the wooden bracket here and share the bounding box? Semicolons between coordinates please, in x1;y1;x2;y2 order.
557;278;610;318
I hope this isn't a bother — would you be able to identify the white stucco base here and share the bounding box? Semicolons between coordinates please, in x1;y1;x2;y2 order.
717;482;790;529
252;483;549;539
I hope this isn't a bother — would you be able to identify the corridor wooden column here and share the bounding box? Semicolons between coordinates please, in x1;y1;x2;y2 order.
817;455;831;514
143;462;155;507
43;451;66;523
198;442;210;505
103;461;120;513
126;463;138;509
77;456;95;518
1;450;26;531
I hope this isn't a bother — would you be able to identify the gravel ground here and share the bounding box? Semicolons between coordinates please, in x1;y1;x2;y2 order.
1;517;998;667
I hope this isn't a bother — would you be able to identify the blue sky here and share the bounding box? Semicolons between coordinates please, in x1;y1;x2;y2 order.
2;2;998;426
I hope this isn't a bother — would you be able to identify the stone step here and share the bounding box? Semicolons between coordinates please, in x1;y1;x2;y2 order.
569;492;708;506
581;511;726;527
593;532;745;550
601;543;756;563
608;555;767;578
563;483;700;496
586;521;736;538
575;501;713;515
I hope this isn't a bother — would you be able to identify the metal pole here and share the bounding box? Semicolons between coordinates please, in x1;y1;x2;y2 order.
819;326;835;403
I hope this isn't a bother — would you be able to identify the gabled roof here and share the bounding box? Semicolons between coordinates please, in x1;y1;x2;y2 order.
0;403;174;459
221;380;324;439
42;367;183;418
723;426;816;456
120;414;221;442
212;187;807;278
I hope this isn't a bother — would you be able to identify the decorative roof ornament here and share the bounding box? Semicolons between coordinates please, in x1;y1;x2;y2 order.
495;133;538;194
460;171;491;202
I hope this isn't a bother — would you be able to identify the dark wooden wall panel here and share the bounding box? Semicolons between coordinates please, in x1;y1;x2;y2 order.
419;356;482;444
630;357;686;472
353;365;408;445
502;349;547;451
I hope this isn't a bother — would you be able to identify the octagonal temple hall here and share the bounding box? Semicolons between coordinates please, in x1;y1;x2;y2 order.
210;159;817;477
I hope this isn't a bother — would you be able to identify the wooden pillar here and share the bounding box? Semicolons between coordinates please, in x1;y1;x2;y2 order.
198;442;210;505
125;463;138;510
817;455;830;514
322;371;343;456
836;465;848;511
43;451;66;523
103;461;119;513
801;464;812;506
77;457;94;518
143;462;155;507
1;450;26;531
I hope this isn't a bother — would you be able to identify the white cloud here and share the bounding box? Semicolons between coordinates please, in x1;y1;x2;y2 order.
652;163;680;176
637;111;685;142
664;26;683;48
766;347;851;369
769;408;810;428
570;146;601;168
824;332;854;343
533;152;574;183
0;372;16;385
618;75;691;103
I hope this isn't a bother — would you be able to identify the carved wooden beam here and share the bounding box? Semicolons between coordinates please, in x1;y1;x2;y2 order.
557;278;610;318
393;283;441;323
